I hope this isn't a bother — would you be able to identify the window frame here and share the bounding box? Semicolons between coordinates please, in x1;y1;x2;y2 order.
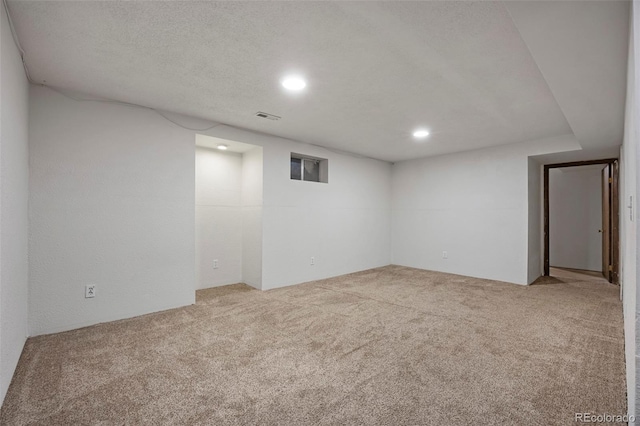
290;153;328;184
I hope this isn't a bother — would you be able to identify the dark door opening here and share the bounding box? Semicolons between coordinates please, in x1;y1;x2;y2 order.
543;159;619;284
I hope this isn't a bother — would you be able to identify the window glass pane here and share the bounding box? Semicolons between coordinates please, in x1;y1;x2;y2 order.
290;157;301;180
303;159;320;182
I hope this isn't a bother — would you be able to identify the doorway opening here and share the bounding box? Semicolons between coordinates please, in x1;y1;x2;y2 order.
195;134;263;291
543;159;619;283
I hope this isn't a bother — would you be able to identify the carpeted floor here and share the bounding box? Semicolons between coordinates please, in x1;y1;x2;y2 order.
549;267;608;282
0;265;626;425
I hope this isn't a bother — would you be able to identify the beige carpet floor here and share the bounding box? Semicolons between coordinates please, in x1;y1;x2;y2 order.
0;265;626;425
549;267;609;282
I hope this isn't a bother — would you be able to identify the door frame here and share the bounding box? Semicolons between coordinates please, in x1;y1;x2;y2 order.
543;158;619;283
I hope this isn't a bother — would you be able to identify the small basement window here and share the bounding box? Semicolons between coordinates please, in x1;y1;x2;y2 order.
291;154;328;183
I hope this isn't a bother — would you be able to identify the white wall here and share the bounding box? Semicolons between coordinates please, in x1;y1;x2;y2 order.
195;145;263;290
0;5;30;404
260;143;392;290
195;133;388;293
195;147;243;289
391;135;580;285
527;158;542;283
549;167;603;272
29;86;196;335
28;85;391;333
621;0;639;420
199;126;391;292
241;147;263;289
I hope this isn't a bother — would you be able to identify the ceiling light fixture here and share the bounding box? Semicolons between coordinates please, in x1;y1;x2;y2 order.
217;144;228;150
412;129;430;139
281;75;307;92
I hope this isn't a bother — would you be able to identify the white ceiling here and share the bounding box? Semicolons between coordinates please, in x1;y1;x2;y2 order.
195;134;258;154
8;1;629;162
505;1;630;152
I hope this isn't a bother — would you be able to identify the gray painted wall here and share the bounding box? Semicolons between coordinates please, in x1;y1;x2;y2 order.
0;5;30;403
549;167;603;272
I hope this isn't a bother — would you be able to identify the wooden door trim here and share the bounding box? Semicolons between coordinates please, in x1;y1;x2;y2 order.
612;161;620;283
602;165;611;281
543;158;619;283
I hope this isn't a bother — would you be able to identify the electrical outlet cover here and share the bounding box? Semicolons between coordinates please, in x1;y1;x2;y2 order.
85;285;96;298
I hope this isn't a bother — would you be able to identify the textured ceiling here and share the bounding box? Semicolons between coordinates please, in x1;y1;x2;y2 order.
505;0;629;152
7;1;629;162
195;135;258;154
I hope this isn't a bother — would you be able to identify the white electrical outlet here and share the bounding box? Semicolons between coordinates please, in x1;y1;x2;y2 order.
442;251;448;259
85;285;96;298
310;257;315;266
213;259;219;269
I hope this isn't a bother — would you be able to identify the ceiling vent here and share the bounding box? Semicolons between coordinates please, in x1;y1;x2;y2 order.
255;111;281;121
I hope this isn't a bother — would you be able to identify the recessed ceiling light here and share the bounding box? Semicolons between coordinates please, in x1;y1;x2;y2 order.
412;129;430;139
281;75;307;91
217;144;228;150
